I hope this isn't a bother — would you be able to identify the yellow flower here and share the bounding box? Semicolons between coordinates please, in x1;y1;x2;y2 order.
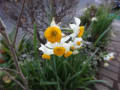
2;75;11;84
76;41;81;45
64;51;72;58
42;54;51;60
78;26;84;37
44;26;62;43
53;47;65;56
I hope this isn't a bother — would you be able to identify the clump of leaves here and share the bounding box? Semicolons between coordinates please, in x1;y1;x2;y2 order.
91;7;115;45
0;29;35;68
17;47;108;90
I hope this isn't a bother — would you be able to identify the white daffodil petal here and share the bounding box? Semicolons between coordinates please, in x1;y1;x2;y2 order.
46;49;53;55
69;33;76;39
39;44;46;51
74;37;83;43
69;24;76;30
45;42;58;48
108;52;115;57
50;18;59;28
64;43;71;52
74;17;81;26
61;36;70;43
39;44;53;55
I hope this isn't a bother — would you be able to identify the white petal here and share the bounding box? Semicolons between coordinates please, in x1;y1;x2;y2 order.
61;36;70;43
62;33;65;37
69;24;76;29
50;18;56;26
74;17;81;26
63;43;71;52
50;18;59;28
103;55;110;61
45;42;58;48
108;52;115;56
46;49;53;55
74;37;83;43
39;44;53;55
69;33;77;39
39;44;46;51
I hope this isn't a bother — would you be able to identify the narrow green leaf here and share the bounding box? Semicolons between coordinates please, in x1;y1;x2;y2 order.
40;81;57;85
95;26;111;46
33;23;38;59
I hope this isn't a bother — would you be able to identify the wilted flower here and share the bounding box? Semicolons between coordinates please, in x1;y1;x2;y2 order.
2;75;12;84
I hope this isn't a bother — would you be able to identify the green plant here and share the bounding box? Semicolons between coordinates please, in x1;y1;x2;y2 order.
90;7;115;44
0;31;34;66
20;48;104;90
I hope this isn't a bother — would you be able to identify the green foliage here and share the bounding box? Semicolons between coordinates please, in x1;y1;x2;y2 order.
33;23;38;59
20;48;100;90
90;7;115;43
0;30;34;68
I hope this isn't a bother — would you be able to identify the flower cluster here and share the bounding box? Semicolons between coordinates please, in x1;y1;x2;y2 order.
39;17;85;60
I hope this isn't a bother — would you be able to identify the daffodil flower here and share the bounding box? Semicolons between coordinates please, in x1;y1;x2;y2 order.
69;17;84;39
2;75;12;84
103;52;115;61
39;17;86;58
71;37;83;49
39;44;53;60
45;36;72;57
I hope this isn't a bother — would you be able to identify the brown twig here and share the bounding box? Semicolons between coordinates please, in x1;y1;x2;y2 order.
0;18;29;90
12;0;26;46
0;68;19;74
